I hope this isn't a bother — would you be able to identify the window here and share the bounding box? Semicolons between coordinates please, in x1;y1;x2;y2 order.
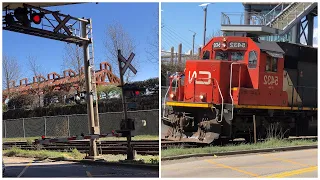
248;51;257;68
215;51;228;60
180;75;185;86
271;58;278;72
202;51;210;60
265;56;278;72
231;52;244;61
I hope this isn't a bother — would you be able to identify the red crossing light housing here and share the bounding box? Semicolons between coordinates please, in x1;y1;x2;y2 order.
31;13;44;24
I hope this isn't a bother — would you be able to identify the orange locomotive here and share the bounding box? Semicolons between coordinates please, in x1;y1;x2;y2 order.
163;36;317;144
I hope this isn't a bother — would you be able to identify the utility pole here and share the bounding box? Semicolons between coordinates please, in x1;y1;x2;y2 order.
81;21;97;158
199;3;211;46
189;30;196;56
203;7;207;46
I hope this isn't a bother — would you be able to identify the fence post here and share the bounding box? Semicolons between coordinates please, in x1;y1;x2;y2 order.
44;117;47;137
67;115;70;137
4;120;7;138
22;118;26;138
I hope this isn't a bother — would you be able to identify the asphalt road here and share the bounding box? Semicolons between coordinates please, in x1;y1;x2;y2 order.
3;157;158;177
162;149;318;178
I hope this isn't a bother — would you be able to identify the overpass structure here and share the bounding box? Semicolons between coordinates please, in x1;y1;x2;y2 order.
221;2;318;45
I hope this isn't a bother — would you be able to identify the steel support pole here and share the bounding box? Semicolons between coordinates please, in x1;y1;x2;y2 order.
292;21;301;44
4;120;7;138
22;118;25;138
203;7;207;46
244;4;251;25
118;50;134;160
67;115;70;137
81;21;97;158
44;117;47;137
307;14;314;46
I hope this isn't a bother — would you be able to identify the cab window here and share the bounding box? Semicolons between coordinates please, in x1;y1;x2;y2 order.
266;56;278;72
248;51;257;68
202;51;210;60
180;75;185;86
231;52;244;61
215;51;228;60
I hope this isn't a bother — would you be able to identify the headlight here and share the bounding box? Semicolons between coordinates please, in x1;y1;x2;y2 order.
170;93;175;98
199;94;204;100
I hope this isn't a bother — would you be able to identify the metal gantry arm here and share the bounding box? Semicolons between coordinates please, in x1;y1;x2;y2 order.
3;3;91;44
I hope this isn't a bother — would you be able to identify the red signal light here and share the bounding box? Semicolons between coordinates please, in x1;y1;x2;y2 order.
41;135;45;140
31;13;44;24
135;91;140;96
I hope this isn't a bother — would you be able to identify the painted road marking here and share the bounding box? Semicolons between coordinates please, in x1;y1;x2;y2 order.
204;159;260;177
162;165;311;171
17;161;33;177
86;171;92;177
259;154;310;167
264;166;318;178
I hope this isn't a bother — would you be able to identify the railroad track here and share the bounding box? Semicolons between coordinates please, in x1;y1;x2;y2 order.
161;136;318;150
3;140;159;156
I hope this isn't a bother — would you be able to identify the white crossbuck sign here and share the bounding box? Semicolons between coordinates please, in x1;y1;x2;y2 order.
118;52;137;76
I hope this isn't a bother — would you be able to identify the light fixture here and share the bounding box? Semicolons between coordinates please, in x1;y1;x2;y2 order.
200;94;205;100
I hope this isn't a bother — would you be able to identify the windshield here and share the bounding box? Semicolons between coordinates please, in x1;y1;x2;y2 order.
215;51;244;61
231;52;244;61
215;51;228;60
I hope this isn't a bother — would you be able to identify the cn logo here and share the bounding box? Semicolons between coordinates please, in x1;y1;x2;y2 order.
188;71;211;85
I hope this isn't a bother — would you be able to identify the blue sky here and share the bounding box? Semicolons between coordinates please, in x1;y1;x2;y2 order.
161;2;318;53
3;2;159;82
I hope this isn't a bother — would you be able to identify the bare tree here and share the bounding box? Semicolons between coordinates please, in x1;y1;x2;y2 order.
3;55;21;98
28;55;47;107
104;21;138;82
62;43;84;93
145;11;159;64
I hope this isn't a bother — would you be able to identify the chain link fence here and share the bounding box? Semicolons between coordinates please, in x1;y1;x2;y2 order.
3;109;159;138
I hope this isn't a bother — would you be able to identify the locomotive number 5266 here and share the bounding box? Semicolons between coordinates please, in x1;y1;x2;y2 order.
263;75;278;85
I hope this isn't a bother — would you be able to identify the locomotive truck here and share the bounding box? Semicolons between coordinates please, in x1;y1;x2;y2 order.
162;36;317;144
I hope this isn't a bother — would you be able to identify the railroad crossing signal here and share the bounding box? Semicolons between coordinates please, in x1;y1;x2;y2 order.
117;50;138;160
118;52;137;75
52;12;72;36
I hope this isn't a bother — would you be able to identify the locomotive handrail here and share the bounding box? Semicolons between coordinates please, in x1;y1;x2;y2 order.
229;62;242;121
213;78;224;123
162;73;180;118
162;86;171;119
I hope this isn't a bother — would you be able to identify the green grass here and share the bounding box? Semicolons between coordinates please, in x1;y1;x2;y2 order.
162;138;317;158
3;147;158;164
100;154;159;164
2;135;158;143
3;147;85;161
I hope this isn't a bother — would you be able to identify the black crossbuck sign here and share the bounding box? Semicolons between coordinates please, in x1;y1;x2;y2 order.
118;52;137;76
52;12;72;36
